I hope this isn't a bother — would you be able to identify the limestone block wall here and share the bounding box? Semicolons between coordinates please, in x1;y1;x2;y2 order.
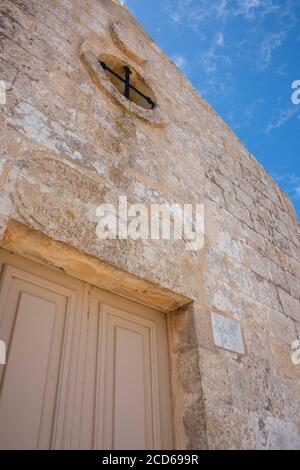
0;0;300;449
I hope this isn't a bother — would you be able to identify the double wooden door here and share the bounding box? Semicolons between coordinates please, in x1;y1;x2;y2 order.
0;249;173;450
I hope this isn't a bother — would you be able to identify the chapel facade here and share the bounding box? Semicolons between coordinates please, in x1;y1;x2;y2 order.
0;0;300;450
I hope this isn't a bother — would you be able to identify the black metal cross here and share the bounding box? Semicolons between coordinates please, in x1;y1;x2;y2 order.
99;61;155;109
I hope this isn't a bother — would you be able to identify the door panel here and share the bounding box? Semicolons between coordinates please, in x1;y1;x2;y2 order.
114;326;149;449
0;291;56;450
81;288;173;450
0;253;85;450
98;304;159;450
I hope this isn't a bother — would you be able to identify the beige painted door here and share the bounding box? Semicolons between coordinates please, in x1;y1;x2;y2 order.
80;287;173;450
0;249;173;450
0;249;86;450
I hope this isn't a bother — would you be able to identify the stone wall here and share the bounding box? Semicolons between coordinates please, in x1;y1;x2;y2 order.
0;0;300;449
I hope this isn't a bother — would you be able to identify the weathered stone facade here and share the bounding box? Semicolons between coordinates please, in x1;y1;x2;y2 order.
0;0;300;449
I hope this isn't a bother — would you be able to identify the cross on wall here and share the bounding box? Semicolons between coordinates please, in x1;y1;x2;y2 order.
99;61;156;109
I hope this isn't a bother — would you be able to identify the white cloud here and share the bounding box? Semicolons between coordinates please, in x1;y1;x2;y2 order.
266;107;299;133
163;0;221;29
215;32;224;46
198;32;232;97
273;173;300;200
259;31;287;70
235;0;279;19
275;64;288;76
172;53;189;72
163;0;286;28
245;98;264;121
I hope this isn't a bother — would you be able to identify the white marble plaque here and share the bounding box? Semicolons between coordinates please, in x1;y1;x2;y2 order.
211;312;245;354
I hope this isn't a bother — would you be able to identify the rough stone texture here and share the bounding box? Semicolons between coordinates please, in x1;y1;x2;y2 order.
0;0;300;449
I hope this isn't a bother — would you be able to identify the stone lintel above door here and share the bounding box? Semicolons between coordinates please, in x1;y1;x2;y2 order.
1;220;192;314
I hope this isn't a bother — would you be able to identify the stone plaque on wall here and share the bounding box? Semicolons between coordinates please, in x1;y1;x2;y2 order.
211;312;245;354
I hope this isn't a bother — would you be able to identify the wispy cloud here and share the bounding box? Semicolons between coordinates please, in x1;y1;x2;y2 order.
259;30;288;70
197;35;235;98
163;0;224;30
273;173;300;200
274;64;288;76
234;0;279;20
245;98;265;121
172;53;190;73
266;106;299;132
200;33;228;76
163;0;292;29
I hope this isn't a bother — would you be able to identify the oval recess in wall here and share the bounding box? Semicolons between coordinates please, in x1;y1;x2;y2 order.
80;49;166;126
111;21;148;66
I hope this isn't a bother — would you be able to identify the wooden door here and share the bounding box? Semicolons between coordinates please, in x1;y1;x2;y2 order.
0;248;173;450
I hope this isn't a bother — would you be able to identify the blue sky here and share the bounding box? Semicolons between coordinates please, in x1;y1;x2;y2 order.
122;0;300;217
